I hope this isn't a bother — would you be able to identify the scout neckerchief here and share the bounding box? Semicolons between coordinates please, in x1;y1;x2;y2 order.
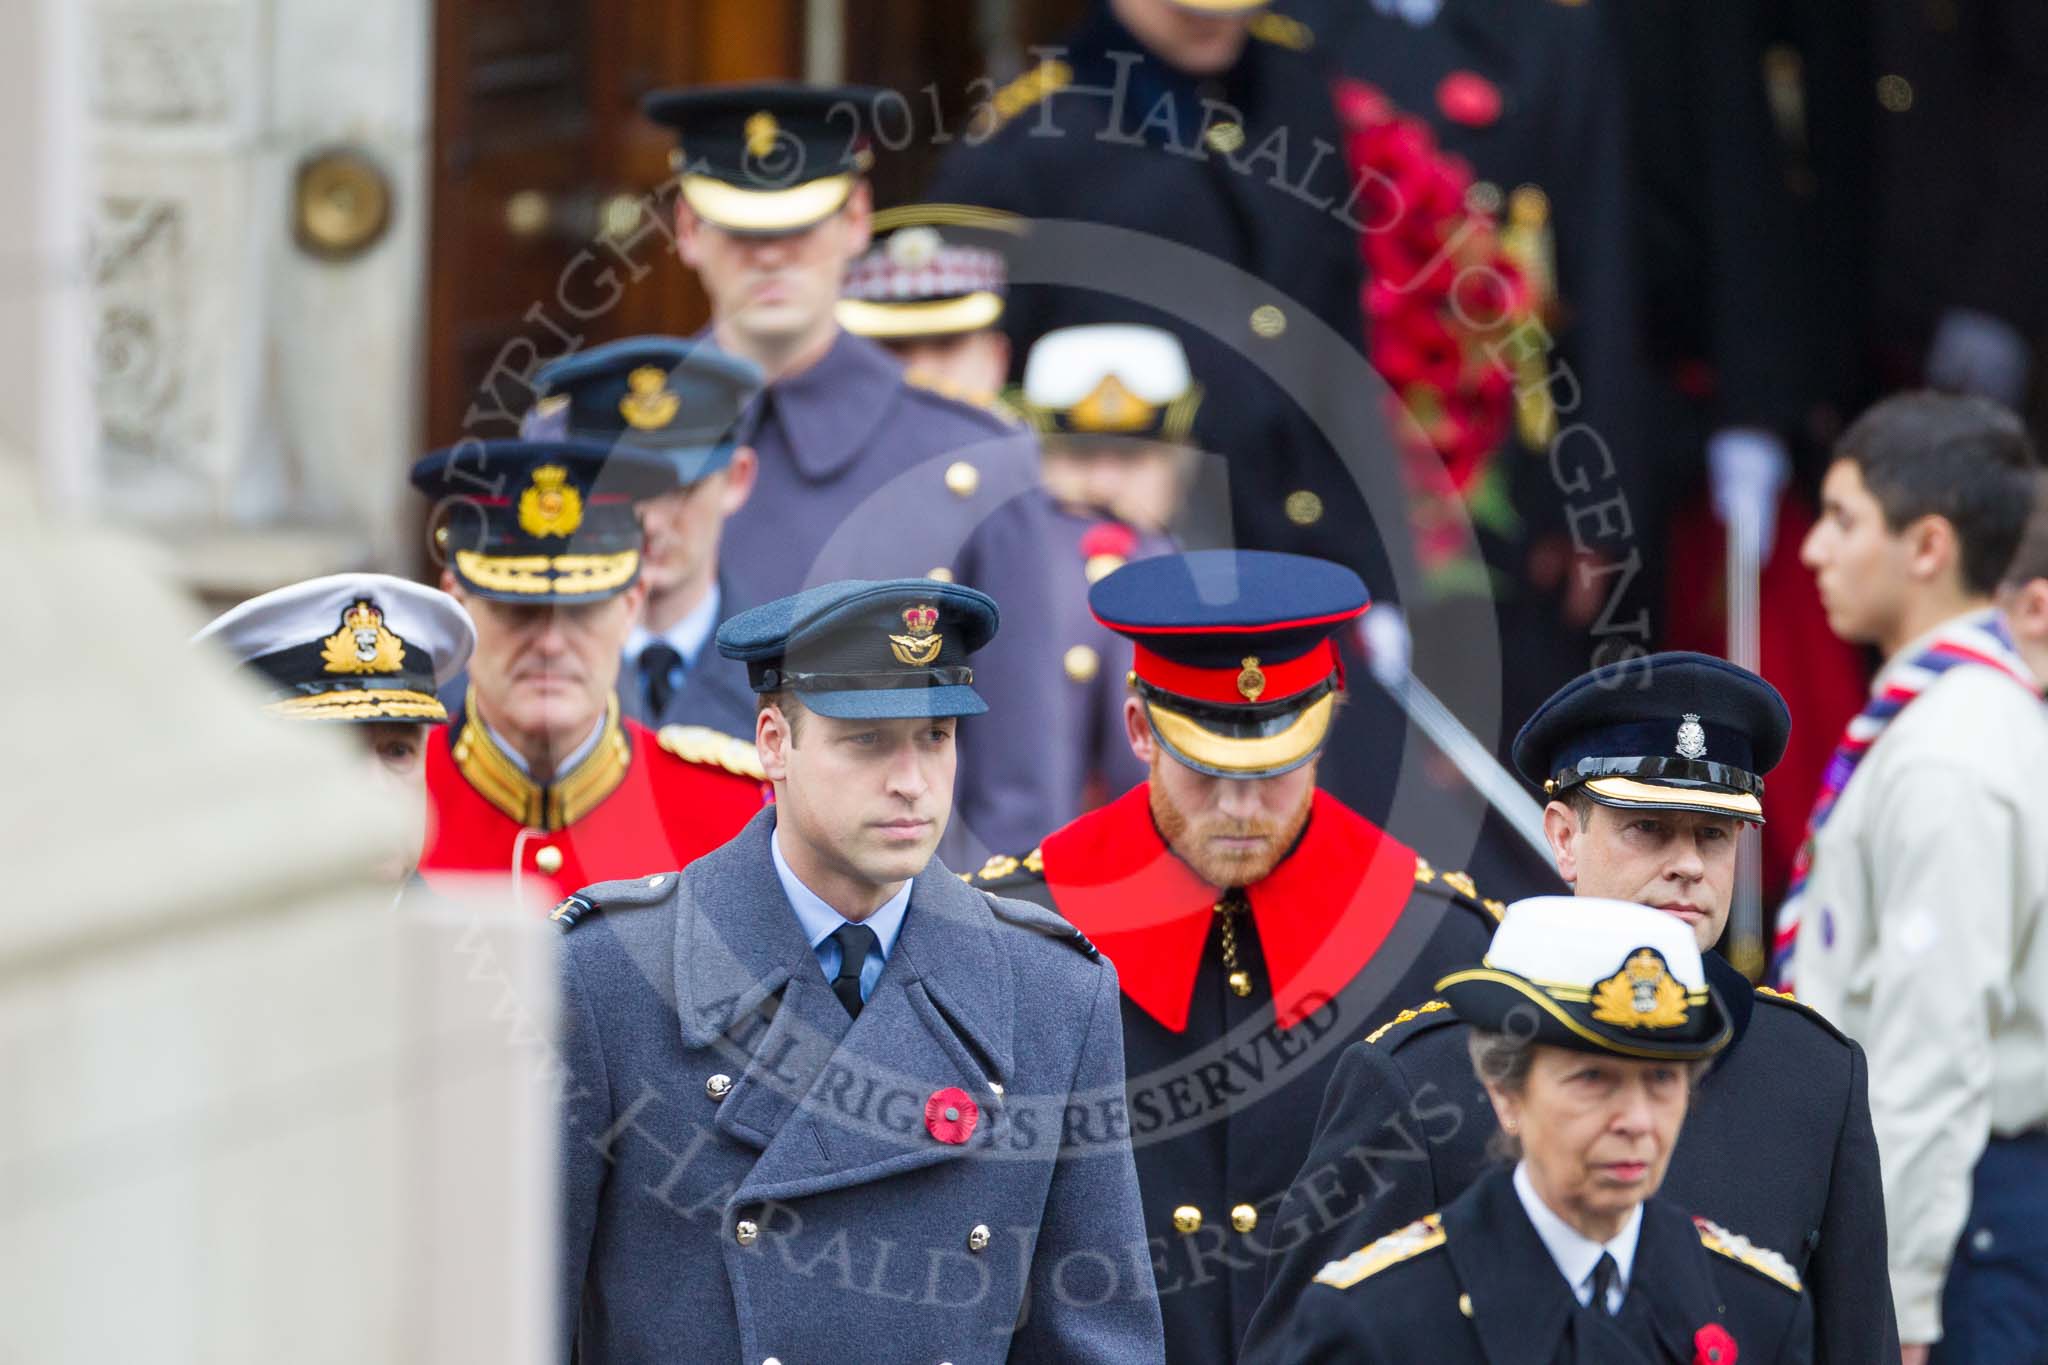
1771;610;2035;988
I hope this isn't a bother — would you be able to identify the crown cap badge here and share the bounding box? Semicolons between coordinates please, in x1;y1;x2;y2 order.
889;603;944;666
745;111;779;160
619;366;679;431
321;598;405;674
1675;712;1708;760
1236;656;1267;702
1590;947;1690;1029
518;464;584;538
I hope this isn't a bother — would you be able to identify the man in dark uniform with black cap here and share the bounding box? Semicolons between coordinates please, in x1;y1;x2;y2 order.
411;438;767;905
1243;652;1898;1365
518;337;764;741
973;549;1506;1363
553;578;1164;1364
643;82;1069;865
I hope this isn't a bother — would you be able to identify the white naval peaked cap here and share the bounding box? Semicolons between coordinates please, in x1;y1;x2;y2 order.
195;572;476;723
1023;324;1195;409
1487;896;1710;993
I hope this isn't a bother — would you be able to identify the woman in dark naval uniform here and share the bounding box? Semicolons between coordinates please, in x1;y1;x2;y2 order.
1269;896;1812;1365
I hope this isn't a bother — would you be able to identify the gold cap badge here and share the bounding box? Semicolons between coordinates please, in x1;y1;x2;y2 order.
321;599;405;675
1591;948;1690;1029
518;464;584;539
889;603;944;667
619;366;679;431
745;111;779;160
1069;373;1156;433
1237;656;1267;702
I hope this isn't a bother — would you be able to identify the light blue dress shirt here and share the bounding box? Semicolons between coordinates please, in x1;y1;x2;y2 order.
771;823;911;1004
624;583;722;672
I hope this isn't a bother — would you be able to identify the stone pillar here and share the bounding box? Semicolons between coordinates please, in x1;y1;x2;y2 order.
86;0;434;592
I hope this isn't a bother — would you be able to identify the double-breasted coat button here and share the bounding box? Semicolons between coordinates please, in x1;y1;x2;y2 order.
1206;120;1246;155
706;1074;733;1101
534;845;563;874
1284;489;1324;525
1249;304;1286;338
734;1219;759;1246
968;1224;992;1252
1231;1203;1259;1233
1172;1205;1203;1235
944;460;981;498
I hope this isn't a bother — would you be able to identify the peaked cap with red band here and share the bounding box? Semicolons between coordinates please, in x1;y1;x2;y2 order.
1090;549;1370;778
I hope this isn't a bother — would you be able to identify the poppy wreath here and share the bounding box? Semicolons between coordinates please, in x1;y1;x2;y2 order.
1333;77;1528;579
1694;1322;1738;1364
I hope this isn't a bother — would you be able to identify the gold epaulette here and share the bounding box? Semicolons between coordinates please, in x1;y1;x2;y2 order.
1757;985;1795;1001
1313;1214;1445;1290
972;847;1044;882
657;724;765;781
990;59;1072;130
1364;998;1451;1045
1413;858;1504;920
1248;11;1314;50
1694;1217;1802;1293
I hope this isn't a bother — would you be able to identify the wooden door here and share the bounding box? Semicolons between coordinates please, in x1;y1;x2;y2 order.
424;0;803;449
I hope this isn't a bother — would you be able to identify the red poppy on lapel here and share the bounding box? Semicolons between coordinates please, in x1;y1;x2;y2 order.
1693;1323;1737;1364
924;1087;979;1144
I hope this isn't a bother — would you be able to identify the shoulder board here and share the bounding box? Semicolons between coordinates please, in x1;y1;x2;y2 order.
1313;1213;1446;1290
657;724;765;781
982;889;1100;961
1752;985;1851;1046
1412;856;1507;925
1363;997;1456;1046
969;846;1045;886
1248;11;1315;50
903;368;1025;427
1694;1216;1803;1294
989;58;1073;130
550;871;679;932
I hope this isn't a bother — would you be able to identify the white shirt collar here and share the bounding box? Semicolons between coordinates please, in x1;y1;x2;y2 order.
626;583;722;667
482;712;605;780
1512;1161;1642;1311
770;819;912;960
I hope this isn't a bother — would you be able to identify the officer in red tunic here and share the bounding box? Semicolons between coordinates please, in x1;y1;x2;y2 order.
411;436;767;907
974;549;1503;1364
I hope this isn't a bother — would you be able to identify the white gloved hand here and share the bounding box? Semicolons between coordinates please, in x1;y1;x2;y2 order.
1926;307;2031;410
1360;603;1411;690
1708;427;1790;565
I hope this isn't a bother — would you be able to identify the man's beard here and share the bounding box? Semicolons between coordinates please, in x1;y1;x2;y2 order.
1149;754;1314;888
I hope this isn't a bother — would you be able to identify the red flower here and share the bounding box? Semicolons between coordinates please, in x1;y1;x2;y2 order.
1694;1323;1738;1365
924;1087;979;1145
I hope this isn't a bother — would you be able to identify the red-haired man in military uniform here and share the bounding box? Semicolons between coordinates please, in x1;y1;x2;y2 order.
974;548;1503;1364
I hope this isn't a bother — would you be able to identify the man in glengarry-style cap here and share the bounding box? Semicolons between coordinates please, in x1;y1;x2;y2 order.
975;548;1504;1364
1246;652;1898;1365
554;578;1164;1364
643;82;1072;867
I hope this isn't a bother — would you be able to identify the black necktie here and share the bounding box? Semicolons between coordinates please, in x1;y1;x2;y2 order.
639;642;683;718
1591;1251;1620;1316
829;923;879;1019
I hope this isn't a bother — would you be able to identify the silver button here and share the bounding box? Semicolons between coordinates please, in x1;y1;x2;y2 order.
645;874;664;888
533;845;563;874
735;1219;759;1246
1973;1228;1996;1253
968;1224;991;1253
706;1074;733;1101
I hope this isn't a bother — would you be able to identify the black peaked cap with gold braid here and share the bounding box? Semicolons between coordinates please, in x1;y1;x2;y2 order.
1437;895;1732;1061
194;572;475;724
644;82;885;235
411;438;679;605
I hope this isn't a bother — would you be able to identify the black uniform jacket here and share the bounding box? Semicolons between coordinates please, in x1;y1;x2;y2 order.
1266;1166;1813;1364
975;783;1503;1363
1241;952;1900;1364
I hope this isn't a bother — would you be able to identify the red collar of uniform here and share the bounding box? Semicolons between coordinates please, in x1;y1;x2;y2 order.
1037;783;1419;1032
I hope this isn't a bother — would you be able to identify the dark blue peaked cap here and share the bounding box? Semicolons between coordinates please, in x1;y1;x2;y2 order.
1512;651;1791;822
524;338;763;484
716;579;999;720
1089;550;1369;779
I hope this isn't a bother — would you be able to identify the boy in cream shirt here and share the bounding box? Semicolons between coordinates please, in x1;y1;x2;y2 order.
1789;393;2048;1365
